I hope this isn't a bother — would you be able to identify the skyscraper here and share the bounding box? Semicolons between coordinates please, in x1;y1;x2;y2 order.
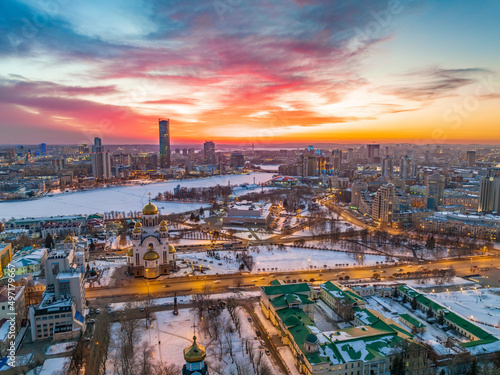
230;153;245;169
479;168;500;213
204;141;216;164
159;119;171;169
426;172;445;210
332;149;342;171
466;151;476;167
91;137;111;180
39;143;46;156
347;148;354;163
400;155;415;180
372;183;395;225
382;155;393;180
367;144;380;163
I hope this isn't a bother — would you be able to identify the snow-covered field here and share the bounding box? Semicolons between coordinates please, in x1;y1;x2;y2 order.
177;246;390;276
0;173;271;219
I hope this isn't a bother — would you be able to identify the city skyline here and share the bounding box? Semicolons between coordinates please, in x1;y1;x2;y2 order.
1;1;499;145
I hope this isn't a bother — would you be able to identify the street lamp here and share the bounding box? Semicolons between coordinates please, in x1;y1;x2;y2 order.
307;258;311;270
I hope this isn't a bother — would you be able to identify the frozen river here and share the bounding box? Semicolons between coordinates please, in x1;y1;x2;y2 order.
0;173;272;220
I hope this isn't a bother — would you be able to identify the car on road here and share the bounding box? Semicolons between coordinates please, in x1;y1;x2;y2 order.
140;306;144;312
90;309;94;314
260;340;265;346
265;349;270;356
256;330;261;337
88;319;95;324
96;309;100;314
248;318;252;322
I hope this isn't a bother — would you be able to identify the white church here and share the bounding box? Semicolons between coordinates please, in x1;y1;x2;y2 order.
127;199;176;278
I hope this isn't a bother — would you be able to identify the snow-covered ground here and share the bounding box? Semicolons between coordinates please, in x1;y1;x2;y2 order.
86;259;127;287
109;291;261;312
106;304;278;374
176;246;389;277
403;277;476;289
45;341;77;355
250;246;389;272
32;357;71;375
0;173;271;219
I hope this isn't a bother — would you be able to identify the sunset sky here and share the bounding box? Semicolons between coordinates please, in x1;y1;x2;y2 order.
0;0;499;145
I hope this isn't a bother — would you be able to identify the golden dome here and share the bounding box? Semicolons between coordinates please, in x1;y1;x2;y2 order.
127;248;133;257
184;336;206;363
143;250;159;261
63;235;74;243
133;227;141;233
160;220;167;226
134;221;142;227
169;244;176;253
160;226;168;232
143;202;159;215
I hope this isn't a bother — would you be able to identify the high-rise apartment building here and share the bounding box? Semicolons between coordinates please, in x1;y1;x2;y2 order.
479;168;500;213
159;119;171;169
91;137;111;180
347;148;354;164
230;153;245;169
382;156;393;180
367;144;380;163
372;183;395;225
426;172;445;210
400;155;415;180
466;151;476;167
204;141;216;164
332;149;342;171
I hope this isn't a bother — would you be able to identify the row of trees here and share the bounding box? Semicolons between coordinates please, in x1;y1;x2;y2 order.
157;185;233;202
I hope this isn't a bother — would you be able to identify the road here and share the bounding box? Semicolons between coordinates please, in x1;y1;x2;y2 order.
86;255;500;301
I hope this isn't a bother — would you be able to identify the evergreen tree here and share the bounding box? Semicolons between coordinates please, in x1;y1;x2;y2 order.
411;297;418;310
439;369;446;375
390;354;405;375
467;358;478;375
44;234;54;249
426;235;436;250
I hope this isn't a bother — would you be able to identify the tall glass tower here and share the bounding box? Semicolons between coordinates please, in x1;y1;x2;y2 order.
159;119;171;169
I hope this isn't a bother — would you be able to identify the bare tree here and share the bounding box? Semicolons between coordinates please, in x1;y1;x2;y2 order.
137;341;154;375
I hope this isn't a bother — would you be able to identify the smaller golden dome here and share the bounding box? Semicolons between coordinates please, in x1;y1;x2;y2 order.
134;221;142;227
160;226;168;232
143;250;159;261
63;235;74;243
169;244;176;253
184;336;206;363
133;227;141;233
160;220;167;226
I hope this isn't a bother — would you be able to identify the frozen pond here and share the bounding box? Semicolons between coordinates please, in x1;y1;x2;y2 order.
0;173;271;220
